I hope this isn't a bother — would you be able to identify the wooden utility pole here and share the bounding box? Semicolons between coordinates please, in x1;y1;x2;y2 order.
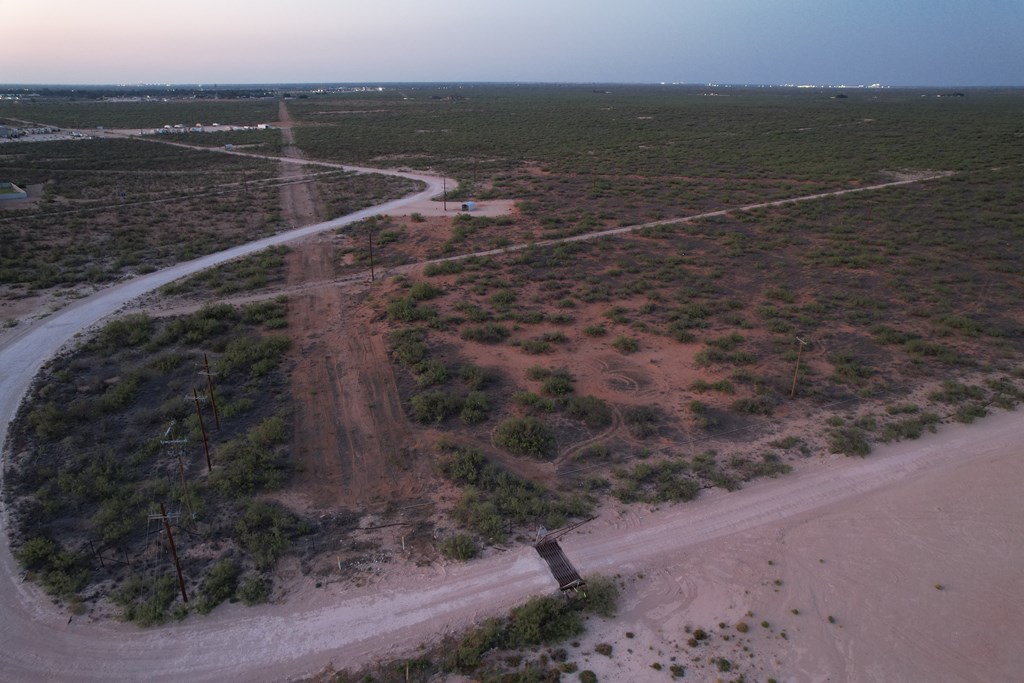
367;225;375;282
161;427;195;523
790;337;809;398
192;389;212;472
442;177;447;212
202;354;220;430
151;503;188;603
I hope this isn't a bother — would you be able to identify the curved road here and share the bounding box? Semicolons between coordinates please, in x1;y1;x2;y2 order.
0;163;1020;680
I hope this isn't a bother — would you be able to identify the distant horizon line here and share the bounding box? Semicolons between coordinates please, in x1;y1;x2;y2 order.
2;81;1021;90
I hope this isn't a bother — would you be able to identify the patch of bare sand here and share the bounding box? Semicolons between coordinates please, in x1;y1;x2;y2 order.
385;196;517;219
565;414;1024;682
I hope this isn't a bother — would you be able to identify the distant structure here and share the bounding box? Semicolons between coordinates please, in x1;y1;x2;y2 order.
0;125;19;139
0;182;28;201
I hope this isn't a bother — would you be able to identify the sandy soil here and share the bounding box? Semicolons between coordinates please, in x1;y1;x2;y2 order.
565;413;1023;682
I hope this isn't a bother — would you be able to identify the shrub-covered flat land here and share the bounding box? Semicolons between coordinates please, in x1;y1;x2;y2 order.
3;86;1023;626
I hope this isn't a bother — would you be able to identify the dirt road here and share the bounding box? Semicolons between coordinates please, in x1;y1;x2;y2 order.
0;407;1018;681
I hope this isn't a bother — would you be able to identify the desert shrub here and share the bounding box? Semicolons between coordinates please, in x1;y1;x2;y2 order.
583;575;619;617
829;427;871;457
237;574;269;605
387;296;437;322
459;363;494;389
96;313;153;351
241;299;288;328
541;374;575;396
460;391;490;425
216;335;290;378
830;352;872;384
583;324;607;337
196;559;240;614
595;643;613;656
212;415;291;495
520;339;552;354
508;596;585;646
929;380;985;404
707;332;744;350
580;672;598;683
624;405;659;438
611;335;639;353
409;281;443;301
461;323;510;343
415;359;449;387
954;403;987;423
731;396;774;415
566;396;613;428
878;412;940;442
495;417;556;459
512;391;557;412
118;574;180;627
411;390;464;424
234;501;307;569
440;533;478;561
389;327;428;366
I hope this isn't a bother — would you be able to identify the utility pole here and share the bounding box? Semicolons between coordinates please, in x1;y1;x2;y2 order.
442;177;447;212
161;423;195;522
790;337;809;398
150;503;188;603
201;354;220;430
192;389;212;472
367;224;375;282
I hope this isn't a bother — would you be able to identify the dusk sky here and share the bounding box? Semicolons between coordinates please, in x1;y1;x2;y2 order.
6;0;1022;86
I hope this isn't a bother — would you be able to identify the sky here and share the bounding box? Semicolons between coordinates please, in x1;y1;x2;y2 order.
5;0;1023;86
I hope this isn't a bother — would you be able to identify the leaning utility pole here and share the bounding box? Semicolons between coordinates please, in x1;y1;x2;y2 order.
201;354;220;430
150;503;188;603
790;337;809;398
367;225;375;282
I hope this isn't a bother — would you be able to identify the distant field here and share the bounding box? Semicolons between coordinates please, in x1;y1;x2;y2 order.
291;85;1024;228
0;99;278;129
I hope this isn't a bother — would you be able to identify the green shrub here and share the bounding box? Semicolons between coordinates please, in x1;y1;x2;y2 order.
234;501;307;569
237;574;269;605
829;427;871;457
509;596;585;646
541;374;575;396
611;335;639;353
411;390;464;424
494;417;556;459
96;313;153;351
460;391;490;425
440;533;478;561
461;323;510;343
196;559;239;614
409;281;443;301
566;395;613;428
